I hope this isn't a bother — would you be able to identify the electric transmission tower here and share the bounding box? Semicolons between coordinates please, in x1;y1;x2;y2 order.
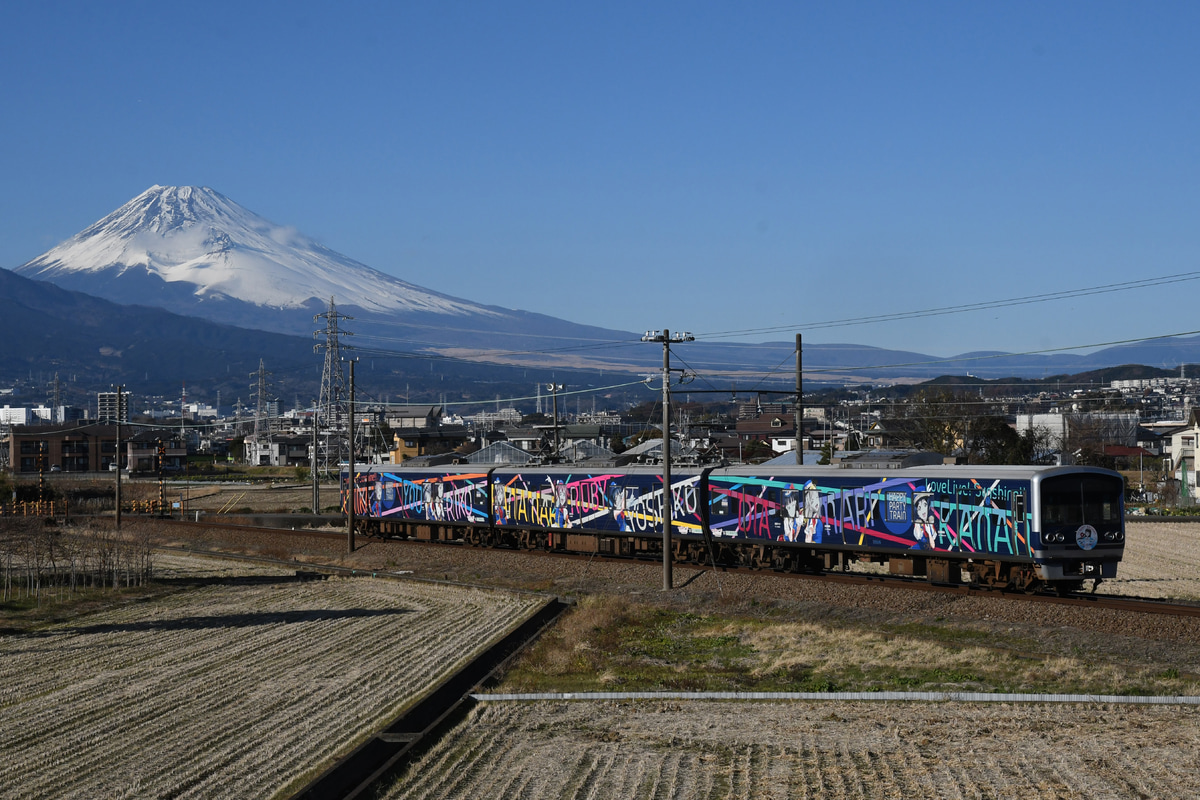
50;373;62;423
313;297;353;476
250;359;272;440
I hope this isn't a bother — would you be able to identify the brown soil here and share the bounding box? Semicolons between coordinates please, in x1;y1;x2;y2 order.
103;519;1200;798
382;700;1200;799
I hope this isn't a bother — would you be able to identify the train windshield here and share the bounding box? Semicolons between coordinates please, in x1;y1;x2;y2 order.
1040;474;1123;527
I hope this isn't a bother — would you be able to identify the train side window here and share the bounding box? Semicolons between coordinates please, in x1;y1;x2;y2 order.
1014;493;1026;522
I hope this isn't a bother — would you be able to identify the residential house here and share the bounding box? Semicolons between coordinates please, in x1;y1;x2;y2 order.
389;425;469;462
735;415;796;454
385;405;443;430
125;432;187;473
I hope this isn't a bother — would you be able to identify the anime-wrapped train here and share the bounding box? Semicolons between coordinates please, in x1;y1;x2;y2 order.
343;462;1125;591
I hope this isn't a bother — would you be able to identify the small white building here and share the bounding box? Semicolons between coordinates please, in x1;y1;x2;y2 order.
1169;411;1200;502
244;435;311;467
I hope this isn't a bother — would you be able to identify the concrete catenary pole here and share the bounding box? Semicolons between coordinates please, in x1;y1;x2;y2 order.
347;358;356;554
795;333;803;465
661;330;673;591
114;384;123;530
641;328;693;591
311;411;319;514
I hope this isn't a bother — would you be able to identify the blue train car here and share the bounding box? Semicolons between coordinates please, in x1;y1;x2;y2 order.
347;462;1124;590
354;466;491;527
701;464;1124;585
491;466;702;537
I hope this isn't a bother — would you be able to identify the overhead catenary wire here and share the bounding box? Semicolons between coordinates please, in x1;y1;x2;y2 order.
670;327;1200;390
43;323;1180;438
694;269;1200;342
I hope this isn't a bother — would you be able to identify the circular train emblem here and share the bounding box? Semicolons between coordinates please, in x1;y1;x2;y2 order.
1075;524;1098;551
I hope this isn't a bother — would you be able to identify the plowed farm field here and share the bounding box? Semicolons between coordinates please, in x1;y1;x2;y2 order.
0;553;543;799
367;521;1200;799
381;699;1200;799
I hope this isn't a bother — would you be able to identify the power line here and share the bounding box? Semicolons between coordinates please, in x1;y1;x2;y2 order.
695;269;1200;341
666;328;1200;390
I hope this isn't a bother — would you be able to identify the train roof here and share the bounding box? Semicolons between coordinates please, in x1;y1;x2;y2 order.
708;463;1123;482
363;462;1122;481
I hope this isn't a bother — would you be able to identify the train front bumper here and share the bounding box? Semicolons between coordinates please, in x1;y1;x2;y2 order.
1035;559;1119;581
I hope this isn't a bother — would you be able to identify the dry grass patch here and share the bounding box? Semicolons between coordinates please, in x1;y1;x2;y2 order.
501;595;1200;696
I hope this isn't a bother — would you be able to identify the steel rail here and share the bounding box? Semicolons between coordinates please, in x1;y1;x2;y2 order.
149;518;1200;619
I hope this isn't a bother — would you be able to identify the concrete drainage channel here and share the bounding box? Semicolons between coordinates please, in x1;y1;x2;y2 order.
288;597;568;800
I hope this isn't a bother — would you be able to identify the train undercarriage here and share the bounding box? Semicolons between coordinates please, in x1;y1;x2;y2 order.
362;517;1067;593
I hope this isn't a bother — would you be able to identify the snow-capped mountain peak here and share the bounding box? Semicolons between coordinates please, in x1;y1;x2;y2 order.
15;185;492;317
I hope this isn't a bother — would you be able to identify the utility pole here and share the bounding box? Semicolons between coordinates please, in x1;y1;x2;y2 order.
795;333;803;465
312;410;319;514
114;384;123;530
156;438;165;517
38;441;45;505
547;383;563;460
346;358;357;554
641;328;694;591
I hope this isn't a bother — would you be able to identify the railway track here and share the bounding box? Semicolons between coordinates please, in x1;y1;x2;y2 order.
152;518;1200;619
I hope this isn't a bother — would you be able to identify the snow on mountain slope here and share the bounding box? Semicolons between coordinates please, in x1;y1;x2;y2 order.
15;185;496;316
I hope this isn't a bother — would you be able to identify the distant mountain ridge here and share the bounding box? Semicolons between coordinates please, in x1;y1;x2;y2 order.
12;185;1200;381
0;266;317;394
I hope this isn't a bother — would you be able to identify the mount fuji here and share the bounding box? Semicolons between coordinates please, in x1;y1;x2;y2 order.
16;185;496;318
14;185;652;371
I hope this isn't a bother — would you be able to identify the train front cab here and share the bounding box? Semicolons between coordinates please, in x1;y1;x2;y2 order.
1031;468;1125;587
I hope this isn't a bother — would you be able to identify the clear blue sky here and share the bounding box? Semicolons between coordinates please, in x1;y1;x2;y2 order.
3;1;1199;357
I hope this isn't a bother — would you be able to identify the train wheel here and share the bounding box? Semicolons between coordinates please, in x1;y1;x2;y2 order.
770;548;790;572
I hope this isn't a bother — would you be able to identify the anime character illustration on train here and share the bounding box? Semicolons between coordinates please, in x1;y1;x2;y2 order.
912;492;936;550
800;481;823;544
781;489;801;542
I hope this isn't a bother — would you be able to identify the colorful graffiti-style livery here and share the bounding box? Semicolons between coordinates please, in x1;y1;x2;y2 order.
344;464;1124;585
707;472;1031;557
